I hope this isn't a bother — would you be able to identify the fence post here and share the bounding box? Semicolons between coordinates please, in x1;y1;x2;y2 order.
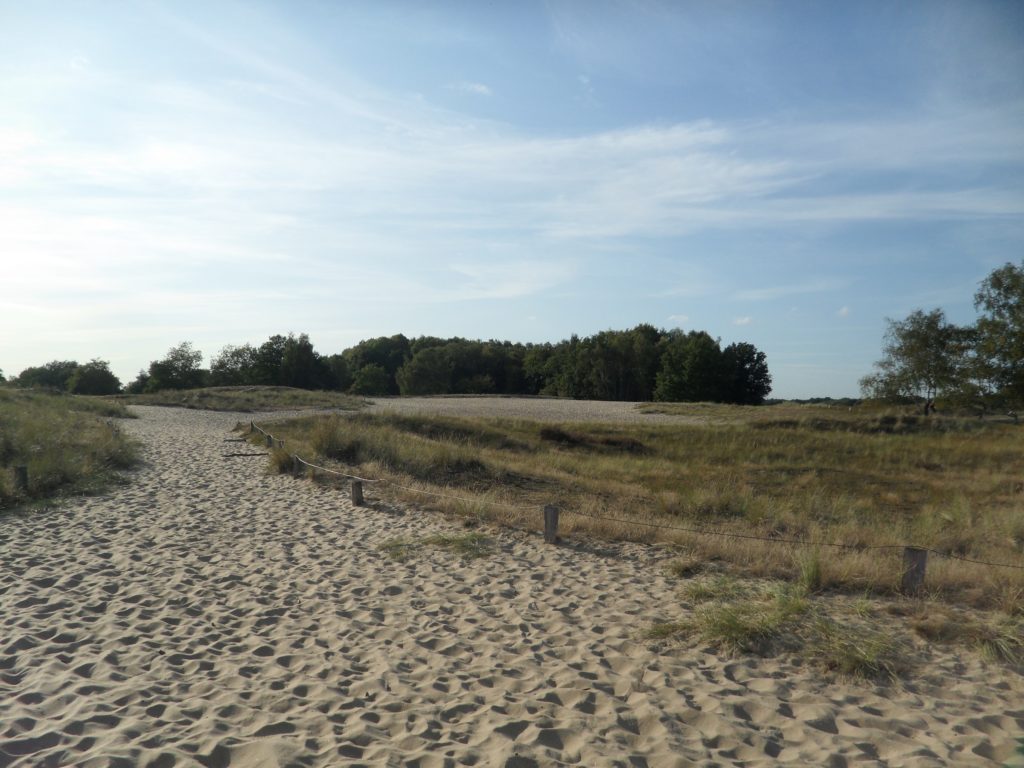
544;504;559;544
250;421;254;434
351;480;364;506
901;547;927;595
265;434;273;449
13;466;28;494
292;455;300;476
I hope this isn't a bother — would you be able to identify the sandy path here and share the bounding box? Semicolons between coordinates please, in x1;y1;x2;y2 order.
1;406;1022;767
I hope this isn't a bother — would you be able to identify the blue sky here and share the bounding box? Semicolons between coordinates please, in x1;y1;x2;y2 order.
2;0;1022;398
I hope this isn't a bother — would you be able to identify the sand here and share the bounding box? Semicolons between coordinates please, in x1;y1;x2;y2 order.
1;404;1022;767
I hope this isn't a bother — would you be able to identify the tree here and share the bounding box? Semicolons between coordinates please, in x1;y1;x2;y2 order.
253;335;289;385
13;360;80;391
348;363;391;396
323;354;352;392
209;344;259;386
722;342;772;405
655;331;727;402
279;334;332;389
973;260;1024;404
143;342;205;391
860;309;969;402
397;347;452;395
343;335;411;395
68;359;122;395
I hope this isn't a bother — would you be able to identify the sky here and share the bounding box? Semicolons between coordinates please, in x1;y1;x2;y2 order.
1;0;1022;398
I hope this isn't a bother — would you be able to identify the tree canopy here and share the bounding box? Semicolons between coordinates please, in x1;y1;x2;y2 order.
861;260;1024;408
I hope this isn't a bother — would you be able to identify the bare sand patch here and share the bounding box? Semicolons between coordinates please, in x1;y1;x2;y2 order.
1;405;1021;766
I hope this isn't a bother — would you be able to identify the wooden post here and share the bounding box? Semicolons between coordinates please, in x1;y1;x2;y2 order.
265;434;273;449
351;480;364;506
901;547;927;595
250;421;255;434
544;504;559;544
292;455;300;475
13;466;28;494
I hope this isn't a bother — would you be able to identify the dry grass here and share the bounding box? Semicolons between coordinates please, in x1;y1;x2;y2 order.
250;406;1024;611
116;385;365;413
0;388;139;510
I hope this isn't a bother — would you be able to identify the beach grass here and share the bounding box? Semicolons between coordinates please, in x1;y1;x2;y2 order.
0;387;139;510
115;385;366;413
250;405;1024;612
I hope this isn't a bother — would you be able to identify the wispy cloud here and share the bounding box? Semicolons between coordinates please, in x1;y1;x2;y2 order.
734;316;752;326
837;306;850;318
449;81;492;96
734;279;846;302
668;314;689;325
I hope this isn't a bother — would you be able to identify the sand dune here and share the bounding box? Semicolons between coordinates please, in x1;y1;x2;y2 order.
1;405;1022;767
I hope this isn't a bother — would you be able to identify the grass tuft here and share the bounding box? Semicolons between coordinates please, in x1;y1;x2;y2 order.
811;618;907;681
379;531;493;562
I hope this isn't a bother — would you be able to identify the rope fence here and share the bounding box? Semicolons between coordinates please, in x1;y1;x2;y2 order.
246;420;1024;594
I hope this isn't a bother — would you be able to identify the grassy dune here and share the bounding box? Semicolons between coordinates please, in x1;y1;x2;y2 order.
116;385;366;412
0;388;139;510
254;405;1024;613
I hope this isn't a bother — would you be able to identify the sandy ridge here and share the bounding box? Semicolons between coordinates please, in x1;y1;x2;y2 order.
1;405;1022;767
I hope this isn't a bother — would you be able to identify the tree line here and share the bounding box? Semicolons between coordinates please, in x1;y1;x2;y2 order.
4;325;773;405
861;260;1023;409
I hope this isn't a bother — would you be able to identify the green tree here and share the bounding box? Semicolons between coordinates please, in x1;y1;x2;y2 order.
13;360;80;391
143;342;205;391
209;344;259;386
68;359;122;395
323;354;352;392
397;347;452;395
973;260;1024;404
279;333;332;389
348;363;390;396
655;331;727;402
722;342;772;405
859;309;972;403
343;335;411;395
253;335;289;385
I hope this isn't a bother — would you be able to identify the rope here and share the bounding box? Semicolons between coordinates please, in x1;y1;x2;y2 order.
246;421;1024;571
292;455;380;484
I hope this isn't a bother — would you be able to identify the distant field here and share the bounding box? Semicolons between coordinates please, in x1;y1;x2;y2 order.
254;399;1024;612
115;385;366;412
0;388;138;509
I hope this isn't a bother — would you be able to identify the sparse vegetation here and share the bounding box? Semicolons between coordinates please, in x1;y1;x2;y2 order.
0;388;139;510
254;403;1024;610
379;532;494;562
117;385;366;412
651;577;910;682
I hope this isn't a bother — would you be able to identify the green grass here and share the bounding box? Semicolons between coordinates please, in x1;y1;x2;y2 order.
379;532;494;562
115;385;366;412
253;405;1024;610
0;388;139;510
650;578;909;682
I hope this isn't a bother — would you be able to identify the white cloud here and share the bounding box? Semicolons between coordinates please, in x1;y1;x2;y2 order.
837;306;850;317
734;316;752;326
735;279;846;302
668;314;689;325
449;81;492;96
